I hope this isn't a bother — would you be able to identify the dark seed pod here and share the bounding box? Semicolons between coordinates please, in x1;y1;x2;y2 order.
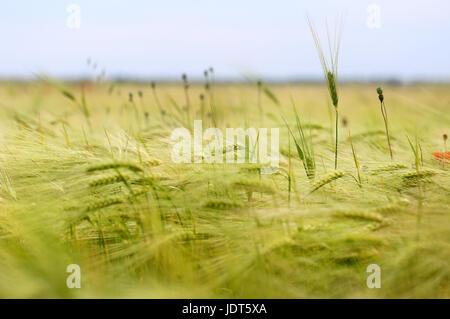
444;134;448;141
378;94;384;103
129;92;133;102
376;87;383;95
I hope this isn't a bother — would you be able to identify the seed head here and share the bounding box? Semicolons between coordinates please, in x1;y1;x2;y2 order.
182;73;187;82
199;94;204;100
204;70;208;77
138;90;143;98
128;92;133;102
257;80;262;87
377;87;384;102
209;67;214;73
444;134;448;142
342;117;348;127
327;71;338;108
151;81;156;89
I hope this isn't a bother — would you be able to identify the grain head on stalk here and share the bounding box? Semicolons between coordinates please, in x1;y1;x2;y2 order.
307;15;344;169
307;16;343;108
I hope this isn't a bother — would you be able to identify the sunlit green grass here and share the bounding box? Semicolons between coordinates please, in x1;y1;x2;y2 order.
0;82;448;298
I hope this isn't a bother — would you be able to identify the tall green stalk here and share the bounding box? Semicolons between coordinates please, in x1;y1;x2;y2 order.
377;87;393;159
334;106;339;169
443;134;448;169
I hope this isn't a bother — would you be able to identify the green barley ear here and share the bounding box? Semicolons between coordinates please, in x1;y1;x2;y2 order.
327;71;339;107
334;210;385;223
308;16;343;169
203;199;243;210
371;163;407;174
86;162;143;174
89;174;130;188
85;197;123;212
309;170;345;194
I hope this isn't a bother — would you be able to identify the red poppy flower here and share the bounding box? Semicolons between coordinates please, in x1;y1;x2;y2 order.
433;152;450;163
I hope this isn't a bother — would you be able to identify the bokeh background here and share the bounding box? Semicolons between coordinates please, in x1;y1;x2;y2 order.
1;0;449;81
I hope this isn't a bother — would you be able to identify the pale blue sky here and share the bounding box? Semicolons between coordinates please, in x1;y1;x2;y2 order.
1;0;449;81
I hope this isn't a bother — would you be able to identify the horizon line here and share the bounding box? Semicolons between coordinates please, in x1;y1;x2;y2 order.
1;75;450;85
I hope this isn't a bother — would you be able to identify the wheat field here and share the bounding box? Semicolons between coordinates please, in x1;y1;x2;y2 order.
0;81;448;298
